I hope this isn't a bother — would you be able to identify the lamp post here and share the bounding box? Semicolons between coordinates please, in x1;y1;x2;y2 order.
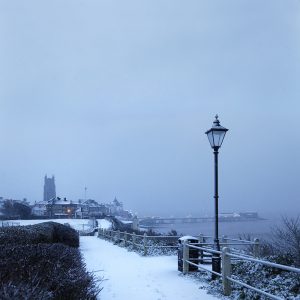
205;115;228;276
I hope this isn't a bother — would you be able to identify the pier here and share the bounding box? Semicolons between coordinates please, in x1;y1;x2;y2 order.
139;212;262;226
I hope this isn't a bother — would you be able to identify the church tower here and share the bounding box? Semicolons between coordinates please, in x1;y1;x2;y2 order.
43;175;56;202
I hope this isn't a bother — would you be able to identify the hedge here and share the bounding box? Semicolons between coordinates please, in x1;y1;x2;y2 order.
0;222;79;247
0;222;100;299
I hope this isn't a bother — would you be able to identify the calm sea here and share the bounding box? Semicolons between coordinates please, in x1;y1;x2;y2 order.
151;217;282;240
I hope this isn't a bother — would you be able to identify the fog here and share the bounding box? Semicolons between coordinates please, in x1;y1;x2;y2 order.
0;0;299;217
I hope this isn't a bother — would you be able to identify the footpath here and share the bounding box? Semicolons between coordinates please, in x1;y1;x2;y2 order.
80;236;218;300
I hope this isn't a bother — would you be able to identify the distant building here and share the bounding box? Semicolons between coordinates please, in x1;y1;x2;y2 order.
75;199;109;219
107;197;123;215
43;175;56;202
106;197;133;219
31;201;48;217
46;197;78;218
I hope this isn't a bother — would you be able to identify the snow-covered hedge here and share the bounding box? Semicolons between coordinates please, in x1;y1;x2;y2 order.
229;257;300;299
0;222;100;299
0;221;79;247
0;243;100;299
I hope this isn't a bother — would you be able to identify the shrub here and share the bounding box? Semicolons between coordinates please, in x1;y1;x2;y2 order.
272;216;300;267
0;243;100;299
0;282;52;300
0;222;99;299
0;222;79;247
229;259;300;299
51;222;79;247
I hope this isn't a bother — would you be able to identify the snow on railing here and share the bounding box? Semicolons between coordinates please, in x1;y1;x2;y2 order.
98;228;180;255
182;242;300;299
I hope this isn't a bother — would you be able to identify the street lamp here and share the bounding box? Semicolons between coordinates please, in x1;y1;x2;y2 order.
205;115;228;276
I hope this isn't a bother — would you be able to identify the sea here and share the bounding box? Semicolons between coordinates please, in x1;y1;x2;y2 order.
148;216;283;240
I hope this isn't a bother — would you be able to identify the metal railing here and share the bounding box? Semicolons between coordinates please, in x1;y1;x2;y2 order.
77;223;96;236
98;229;259;256
0;221;20;227
182;241;300;299
98;228;180;255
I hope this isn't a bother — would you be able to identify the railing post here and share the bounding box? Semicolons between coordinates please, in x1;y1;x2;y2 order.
253;238;260;257
199;234;204;264
132;233;136;249
182;240;189;274
124;231;127;247
143;233;148;256
221;247;232;296
114;230;119;243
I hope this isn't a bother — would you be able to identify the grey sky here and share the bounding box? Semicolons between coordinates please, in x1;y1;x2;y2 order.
0;0;299;216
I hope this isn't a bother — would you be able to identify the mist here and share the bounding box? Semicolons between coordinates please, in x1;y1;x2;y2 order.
0;0;299;217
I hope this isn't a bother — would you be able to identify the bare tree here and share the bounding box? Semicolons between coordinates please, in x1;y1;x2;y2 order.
272;216;300;266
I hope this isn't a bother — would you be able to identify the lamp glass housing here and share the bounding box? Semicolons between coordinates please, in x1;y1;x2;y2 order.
205;116;228;149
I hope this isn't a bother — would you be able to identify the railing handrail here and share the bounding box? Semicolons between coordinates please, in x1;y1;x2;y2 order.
182;242;300;299
197;235;256;244
187;243;222;255
103;229;254;244
98;228;180;256
102;229;180;239
185;241;300;274
227;252;300;274
1;221;20;227
226;277;283;300
193;242;256;246
223;237;255;244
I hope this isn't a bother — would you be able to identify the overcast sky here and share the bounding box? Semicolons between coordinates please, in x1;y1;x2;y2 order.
0;0;299;217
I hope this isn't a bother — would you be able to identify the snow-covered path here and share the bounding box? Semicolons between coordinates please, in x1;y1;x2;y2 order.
80;236;218;300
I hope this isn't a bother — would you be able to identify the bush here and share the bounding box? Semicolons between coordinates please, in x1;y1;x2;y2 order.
0;243;100;299
0;222;99;299
0;222;79;247
0;282;53;300
229;259;300;299
51;222;79;247
272;216;300;267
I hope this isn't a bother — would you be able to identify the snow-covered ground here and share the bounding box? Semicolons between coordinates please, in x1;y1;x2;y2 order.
80;236;218;300
4;218;111;231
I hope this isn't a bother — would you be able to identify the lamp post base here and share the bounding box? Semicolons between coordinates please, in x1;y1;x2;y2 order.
212;255;221;279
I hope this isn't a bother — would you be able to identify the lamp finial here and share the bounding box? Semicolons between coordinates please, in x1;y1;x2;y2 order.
213;114;220;126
